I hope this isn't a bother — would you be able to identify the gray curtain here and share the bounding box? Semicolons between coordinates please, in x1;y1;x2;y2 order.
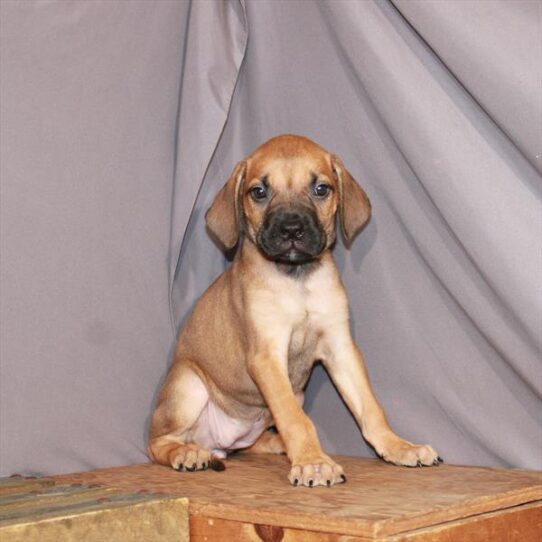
1;0;540;477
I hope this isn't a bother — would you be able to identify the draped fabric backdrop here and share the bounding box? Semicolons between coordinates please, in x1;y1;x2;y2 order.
1;0;540;476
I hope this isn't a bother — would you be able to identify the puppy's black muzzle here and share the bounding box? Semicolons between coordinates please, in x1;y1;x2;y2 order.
258;206;326;264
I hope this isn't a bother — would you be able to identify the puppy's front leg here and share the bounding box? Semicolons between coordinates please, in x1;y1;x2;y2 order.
322;329;441;467
248;352;345;487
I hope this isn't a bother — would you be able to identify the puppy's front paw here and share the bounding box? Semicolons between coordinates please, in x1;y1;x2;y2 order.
288;456;346;487
376;435;442;467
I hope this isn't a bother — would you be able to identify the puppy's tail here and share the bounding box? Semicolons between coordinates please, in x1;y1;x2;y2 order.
209;458;226;471
209;449;227;471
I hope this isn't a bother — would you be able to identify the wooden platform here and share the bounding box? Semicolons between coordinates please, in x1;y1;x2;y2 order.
51;455;541;541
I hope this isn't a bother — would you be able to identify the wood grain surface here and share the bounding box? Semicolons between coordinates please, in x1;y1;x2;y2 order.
0;480;189;542
52;454;542;539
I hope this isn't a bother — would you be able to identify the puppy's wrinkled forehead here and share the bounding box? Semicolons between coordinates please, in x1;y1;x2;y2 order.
246;135;332;190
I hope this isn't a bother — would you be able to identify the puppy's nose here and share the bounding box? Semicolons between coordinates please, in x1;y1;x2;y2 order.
279;219;304;240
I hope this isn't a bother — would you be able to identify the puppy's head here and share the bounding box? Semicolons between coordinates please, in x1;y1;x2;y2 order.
206;135;371;264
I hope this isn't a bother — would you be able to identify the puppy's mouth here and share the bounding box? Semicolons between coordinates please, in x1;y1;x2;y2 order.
256;207;326;265
271;243;315;264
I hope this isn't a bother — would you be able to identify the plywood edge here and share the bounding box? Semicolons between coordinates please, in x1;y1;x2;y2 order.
380;501;542;542
0;486;119;518
190;501;382;538
0;492;189;527
190;514;373;541
0;477;55;496
372;486;542;537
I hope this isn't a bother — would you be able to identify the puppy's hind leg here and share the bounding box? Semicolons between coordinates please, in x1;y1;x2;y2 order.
245;430;286;455
148;363;212;472
244;394;302;456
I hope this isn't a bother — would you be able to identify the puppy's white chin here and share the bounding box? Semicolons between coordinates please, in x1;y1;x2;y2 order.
276;249;314;264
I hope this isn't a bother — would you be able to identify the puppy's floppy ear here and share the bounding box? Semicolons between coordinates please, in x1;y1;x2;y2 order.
205;161;247;250
331;155;371;247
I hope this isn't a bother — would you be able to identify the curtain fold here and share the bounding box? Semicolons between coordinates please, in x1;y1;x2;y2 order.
1;0;540;476
175;0;541;469
168;0;247;330
392;0;542;176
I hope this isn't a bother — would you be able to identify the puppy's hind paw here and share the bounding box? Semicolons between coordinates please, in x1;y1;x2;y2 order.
170;445;212;472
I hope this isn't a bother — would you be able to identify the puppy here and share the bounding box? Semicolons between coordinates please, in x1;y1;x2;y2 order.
148;134;440;487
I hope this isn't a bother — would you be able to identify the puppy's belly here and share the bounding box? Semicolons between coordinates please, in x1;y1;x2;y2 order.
191;399;267;454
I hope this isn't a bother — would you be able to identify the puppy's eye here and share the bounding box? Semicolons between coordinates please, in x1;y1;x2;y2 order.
313;183;331;198
250;186;267;201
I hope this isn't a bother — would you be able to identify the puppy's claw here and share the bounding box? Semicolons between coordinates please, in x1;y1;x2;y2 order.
437;456;444;463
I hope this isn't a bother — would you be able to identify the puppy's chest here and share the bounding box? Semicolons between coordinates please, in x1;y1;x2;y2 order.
251;267;348;387
266;281;330;344
281;281;340;388
287;313;320;390
288;312;319;358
